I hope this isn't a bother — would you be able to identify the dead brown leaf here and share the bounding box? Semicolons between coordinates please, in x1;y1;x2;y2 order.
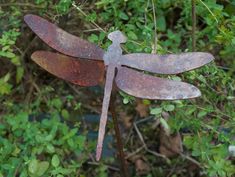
159;130;183;158
135;100;149;118
135;158;150;176
119;112;133;129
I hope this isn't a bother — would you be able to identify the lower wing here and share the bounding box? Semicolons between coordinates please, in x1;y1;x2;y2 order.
31;51;105;86
115;66;201;100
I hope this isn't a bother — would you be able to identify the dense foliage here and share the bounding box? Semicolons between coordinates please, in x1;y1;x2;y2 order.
0;0;234;176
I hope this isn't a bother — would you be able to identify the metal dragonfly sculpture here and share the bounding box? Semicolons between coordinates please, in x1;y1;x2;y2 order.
24;14;214;161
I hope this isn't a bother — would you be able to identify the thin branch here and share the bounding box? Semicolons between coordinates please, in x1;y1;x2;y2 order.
87;161;120;171
180;153;202;167
125;146;145;159
133;122;168;159
0;3;45;9
110;93;129;177
72;1;106;33
192;0;196;51
197;0;218;23
151;0;157;53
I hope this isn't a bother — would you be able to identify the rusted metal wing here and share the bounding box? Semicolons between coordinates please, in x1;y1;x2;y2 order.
24;14;104;60
115;66;201;100
31;51;105;86
120;52;214;74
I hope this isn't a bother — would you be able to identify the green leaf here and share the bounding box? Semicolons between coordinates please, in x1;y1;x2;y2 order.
16;67;24;83
150;107;162;115
11;56;21;65
88;34;99;43
57;175;64;177
232;38;235;45
2;45;10;51
36;161;49;176
123;98;129;104
3;73;11;82
163;104;175;112
46;144;55;153
52;154;60;168
6;52;16;58
61;109;69;120
0;79;12;95
77;136;86;149
119;11;129;20
56;0;72;13
28;159;38;174
160;117;170;132
197;111;208;118
156;15;166;31
127;31;138;40
51;98;62;109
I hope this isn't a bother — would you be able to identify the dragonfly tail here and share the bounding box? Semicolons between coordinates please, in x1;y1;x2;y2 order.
96;65;116;161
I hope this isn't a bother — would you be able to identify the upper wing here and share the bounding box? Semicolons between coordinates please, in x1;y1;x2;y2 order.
115;66;201;100
120;52;214;74
31;51;105;86
24;14;104;60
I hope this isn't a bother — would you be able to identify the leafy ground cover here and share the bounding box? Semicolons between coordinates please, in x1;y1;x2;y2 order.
0;0;234;176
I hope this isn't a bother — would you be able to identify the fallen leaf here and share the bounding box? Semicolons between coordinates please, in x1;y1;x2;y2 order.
135;99;149;118
135;158;150;176
159;130;183;157
119;112;133;129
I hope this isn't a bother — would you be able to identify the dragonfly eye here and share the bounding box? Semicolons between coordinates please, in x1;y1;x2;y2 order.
108;30;127;44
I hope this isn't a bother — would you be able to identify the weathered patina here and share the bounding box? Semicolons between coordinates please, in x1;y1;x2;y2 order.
24;14;214;161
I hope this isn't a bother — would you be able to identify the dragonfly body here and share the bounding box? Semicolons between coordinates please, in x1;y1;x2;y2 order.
97;31;127;160
103;30;126;66
24;14;214;161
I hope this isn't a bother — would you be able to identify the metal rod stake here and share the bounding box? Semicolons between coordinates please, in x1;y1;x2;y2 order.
110;93;129;177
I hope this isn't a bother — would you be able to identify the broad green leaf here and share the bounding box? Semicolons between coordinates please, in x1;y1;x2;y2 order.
36;161;49;176
52;154;60;168
150;107;162;115
156;15;166;31
127;31;138;40
197;111;208;118
119;11;129;20
46;144;55;153
11;56;21;65
163;104;175;112
123;98;129;104
0;80;12;95
77;136;86;149
160;117;170;133
28;159;38;174
88;34;99;43
2;45;10;51
61;109;69;119
56;0;72;13
5;52;16;58
3;73;11;82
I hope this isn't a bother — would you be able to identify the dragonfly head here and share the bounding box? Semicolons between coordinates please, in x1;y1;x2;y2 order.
108;30;127;44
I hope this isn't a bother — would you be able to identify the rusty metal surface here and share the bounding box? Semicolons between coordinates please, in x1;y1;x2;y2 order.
24;14;104;60
31;51;104;86
120;52;214;74
96;64;116;161
24;14;214;162
115;66;201;100
96;31;125;160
